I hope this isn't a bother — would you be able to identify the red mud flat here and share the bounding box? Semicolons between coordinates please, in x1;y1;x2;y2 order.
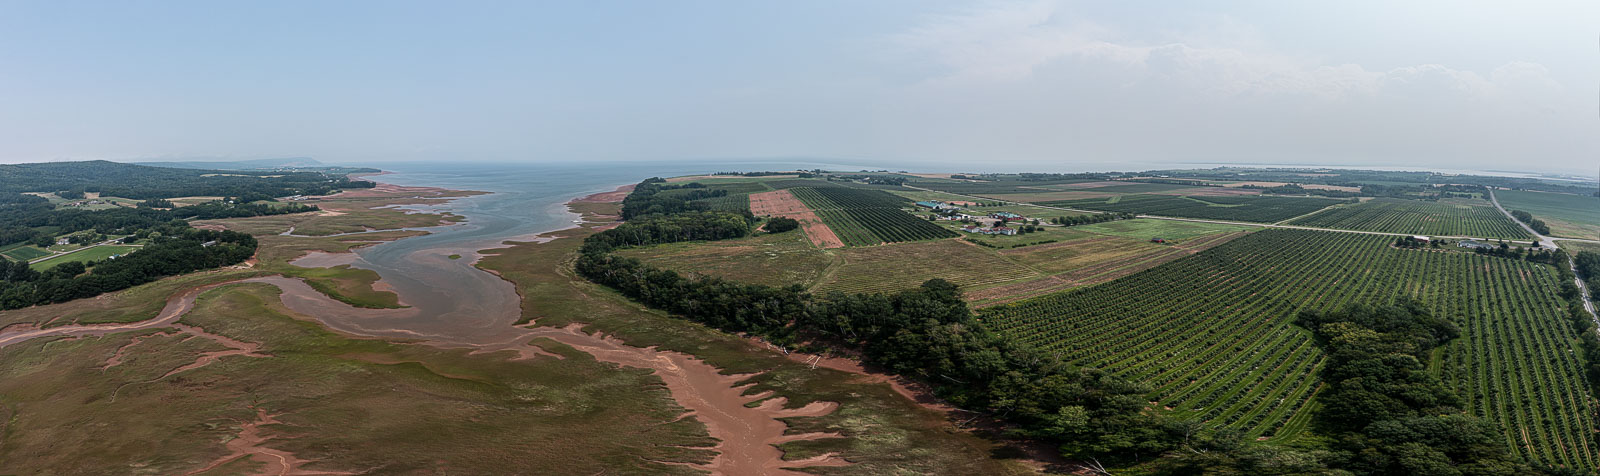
0;273;849;476
182;408;354;476
512;323;849;475
308;179;477;201
748;190;844;249
571;184;636;204
772;343;1087;474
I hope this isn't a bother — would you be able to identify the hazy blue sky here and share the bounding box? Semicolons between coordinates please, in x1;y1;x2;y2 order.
2;1;1596;173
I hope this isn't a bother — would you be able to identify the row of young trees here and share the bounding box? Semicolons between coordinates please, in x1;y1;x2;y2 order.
1512;210;1553;235
1051;212;1134;226
0;226;256;310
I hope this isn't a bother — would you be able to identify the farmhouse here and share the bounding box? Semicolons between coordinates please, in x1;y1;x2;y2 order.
1457;239;1493;250
989;211;1023;222
1411;235;1430;242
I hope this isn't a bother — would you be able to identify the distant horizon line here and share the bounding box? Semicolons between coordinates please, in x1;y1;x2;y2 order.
0;156;1593;180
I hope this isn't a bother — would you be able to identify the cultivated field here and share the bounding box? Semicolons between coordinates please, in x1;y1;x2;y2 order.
747;189;843;248
1289;197;1531;239
1067;218;1258;241
0;244;50;261
981;230;1594;466
1040;194;1341;223
615;230;833;288
29;244;139;271
789;187;957;246
811;239;1038;295
1494;189;1600;240
966;231;1248;305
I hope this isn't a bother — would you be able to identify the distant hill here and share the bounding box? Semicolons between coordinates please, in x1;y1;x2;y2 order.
0;160;375;199
132;157;324;170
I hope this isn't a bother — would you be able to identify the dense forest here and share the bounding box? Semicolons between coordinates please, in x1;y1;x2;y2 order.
0;192;315;248
0;160;373;198
0;226;255;309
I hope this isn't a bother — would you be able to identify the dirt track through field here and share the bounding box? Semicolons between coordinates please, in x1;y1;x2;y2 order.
749;190;844;248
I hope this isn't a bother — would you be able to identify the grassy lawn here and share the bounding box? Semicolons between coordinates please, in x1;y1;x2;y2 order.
1496;189;1600;241
813;239;1040;295
168;195;225;206
1560;241;1600;255
1070;218;1260;241
941;221;1095;247
998;234;1163;275
615;230;834;288
0;245;50;261
0;283;716;474
29;245;138;270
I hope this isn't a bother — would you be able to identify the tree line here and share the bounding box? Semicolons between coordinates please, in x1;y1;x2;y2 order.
0;160;373;199
1050;212;1134;226
1511;210;1552;235
0;193;316;249
0;226;256;310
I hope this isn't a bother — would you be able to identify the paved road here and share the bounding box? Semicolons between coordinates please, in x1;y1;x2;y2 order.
908;185;1546;245
1489;189;1597;319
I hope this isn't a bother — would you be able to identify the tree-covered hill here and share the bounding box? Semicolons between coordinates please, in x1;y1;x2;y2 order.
0;160;374;198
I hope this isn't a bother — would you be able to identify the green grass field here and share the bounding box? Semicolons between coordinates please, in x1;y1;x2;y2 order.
1289;197;1529;239
1495;189;1600;240
1043;194;1341;223
29;245;139;270
812;239;1040;295
0;245;50;261
982;230;1594;466
1559;240;1600;255
615;230;834;288
1067;218;1260;241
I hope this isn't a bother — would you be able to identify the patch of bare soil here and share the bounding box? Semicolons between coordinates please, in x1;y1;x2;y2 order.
771;341;1083;474
749;190;844;249
510;323;846;475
